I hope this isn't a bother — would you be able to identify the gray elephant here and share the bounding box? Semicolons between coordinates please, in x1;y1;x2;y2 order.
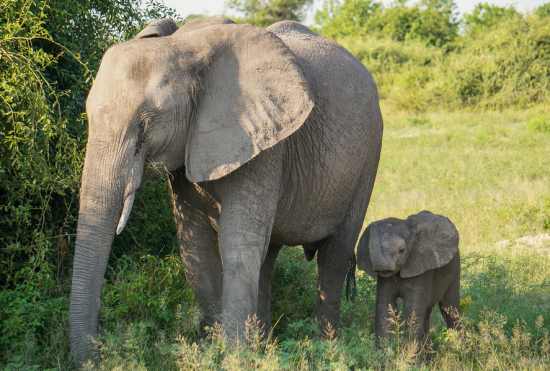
356;211;461;345
70;17;383;364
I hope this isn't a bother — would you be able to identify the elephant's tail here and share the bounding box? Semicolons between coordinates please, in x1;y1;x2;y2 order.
345;254;357;301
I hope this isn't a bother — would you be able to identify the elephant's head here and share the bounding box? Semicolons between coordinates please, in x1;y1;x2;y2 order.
356;211;459;279
70;17;313;365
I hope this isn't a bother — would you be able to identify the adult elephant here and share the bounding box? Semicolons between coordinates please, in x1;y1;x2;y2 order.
70;17;383;364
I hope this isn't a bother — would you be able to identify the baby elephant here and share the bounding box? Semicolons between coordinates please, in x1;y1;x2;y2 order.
357;210;461;345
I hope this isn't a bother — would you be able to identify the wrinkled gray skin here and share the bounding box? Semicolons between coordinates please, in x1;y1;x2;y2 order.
356;211;461;345
70;17;383;365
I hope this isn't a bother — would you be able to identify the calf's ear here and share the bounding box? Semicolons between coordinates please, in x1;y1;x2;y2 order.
400;211;459;278
356;223;378;279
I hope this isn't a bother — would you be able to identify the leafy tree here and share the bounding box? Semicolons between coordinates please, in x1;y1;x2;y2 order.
314;0;382;39
463;3;522;35
535;3;550;18
315;0;458;46
374;0;458;46
0;0;178;287
227;0;313;27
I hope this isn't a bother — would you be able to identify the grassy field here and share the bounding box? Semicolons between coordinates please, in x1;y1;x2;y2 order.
4;107;550;370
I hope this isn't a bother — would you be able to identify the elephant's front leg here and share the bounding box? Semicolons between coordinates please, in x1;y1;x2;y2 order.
401;283;431;346
169;169;223;327
215;163;282;338
374;278;398;345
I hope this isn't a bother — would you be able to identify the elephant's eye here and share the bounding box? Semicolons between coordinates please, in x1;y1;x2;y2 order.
135;117;152;156
398;249;405;254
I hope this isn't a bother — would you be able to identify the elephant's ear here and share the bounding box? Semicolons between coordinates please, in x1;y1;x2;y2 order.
400;211;459;278
356;224;378;279
183;24;314;182
135;19;179;39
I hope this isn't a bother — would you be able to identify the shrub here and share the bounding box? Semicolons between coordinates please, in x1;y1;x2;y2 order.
334;13;550;111
101;254;197;332
270;246;318;339
463;3;523;35
315;0;458;46
0;0;180;287
527;113;550;133
0;275;68;350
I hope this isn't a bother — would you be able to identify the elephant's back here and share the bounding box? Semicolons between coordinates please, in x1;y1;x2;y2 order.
267;21;382;156
267;22;379;111
267;22;383;244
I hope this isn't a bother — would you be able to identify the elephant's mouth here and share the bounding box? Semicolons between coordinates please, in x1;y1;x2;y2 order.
378;270;396;277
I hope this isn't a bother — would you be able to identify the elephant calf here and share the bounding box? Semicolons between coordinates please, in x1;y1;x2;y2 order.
356;211;461;345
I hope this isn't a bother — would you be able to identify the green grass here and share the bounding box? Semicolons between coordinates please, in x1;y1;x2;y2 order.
2;108;550;369
368;107;550;247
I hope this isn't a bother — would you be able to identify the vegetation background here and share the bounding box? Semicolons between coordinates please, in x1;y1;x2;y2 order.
1;0;549;369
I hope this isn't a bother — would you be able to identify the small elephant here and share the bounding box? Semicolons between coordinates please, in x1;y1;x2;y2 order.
356;211;461;345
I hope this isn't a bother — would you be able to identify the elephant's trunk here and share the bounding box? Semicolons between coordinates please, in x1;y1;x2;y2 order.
70;141;144;366
70;216;116;365
368;224;395;272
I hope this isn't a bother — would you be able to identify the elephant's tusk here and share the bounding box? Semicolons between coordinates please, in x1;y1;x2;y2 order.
116;192;135;234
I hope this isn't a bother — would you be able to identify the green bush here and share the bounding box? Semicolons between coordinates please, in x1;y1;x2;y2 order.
335;12;550;111
527;113;550;133
315;0;458;46
463;3;523;35
340;271;376;329
270;246;318;339
0;0;181;288
0;0;85;288
0;275;68;350
313;0;382;38
101;253;195;331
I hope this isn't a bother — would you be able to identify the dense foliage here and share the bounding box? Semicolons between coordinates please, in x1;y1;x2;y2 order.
227;0;313;27
315;0;550;110
0;0;179;352
1;0;550;368
315;0;459;46
339;14;550;111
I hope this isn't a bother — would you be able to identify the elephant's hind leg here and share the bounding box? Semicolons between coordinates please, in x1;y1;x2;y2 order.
168;169;223;327
439;256;461;331
314;173;374;337
314;231;357;337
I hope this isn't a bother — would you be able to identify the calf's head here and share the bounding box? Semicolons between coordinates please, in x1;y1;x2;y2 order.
357;211;459;279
